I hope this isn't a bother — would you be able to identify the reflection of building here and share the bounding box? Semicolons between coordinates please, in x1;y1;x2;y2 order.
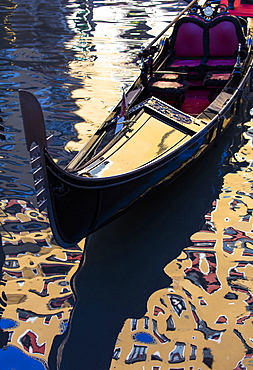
110;121;253;370
65;1;182;152
0;199;85;369
0;1;208;369
0;0;17;48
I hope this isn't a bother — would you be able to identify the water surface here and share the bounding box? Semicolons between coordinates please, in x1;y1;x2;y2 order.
0;1;253;370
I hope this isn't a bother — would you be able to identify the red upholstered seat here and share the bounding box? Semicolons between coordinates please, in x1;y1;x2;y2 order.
209;21;239;56
148;74;189;107
168;18;205;70
206;19;241;70
170;59;203;68
203;72;231;87
167;14;246;72
205;59;236;72
149;80;188;94
173;22;204;57
206;59;236;67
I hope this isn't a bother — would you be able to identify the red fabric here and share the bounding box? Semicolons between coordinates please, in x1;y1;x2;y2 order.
206;58;236;66
222;0;253;17
209;21;239;56
158;73;180;80
181;90;211;116
170;59;202;67
174;22;204;57
151;81;183;88
209;73;231;80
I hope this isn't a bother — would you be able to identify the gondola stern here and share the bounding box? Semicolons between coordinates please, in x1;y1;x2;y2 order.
19;90;84;247
18;89;56;213
18;89;48;151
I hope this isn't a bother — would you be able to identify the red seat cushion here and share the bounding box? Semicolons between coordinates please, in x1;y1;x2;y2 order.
170;59;202;68
203;72;231;87
149;80;188;95
205;58;236;71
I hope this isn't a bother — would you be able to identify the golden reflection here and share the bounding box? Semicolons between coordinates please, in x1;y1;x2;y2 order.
1;0;17;44
63;3;179;152
0;200;85;365
65;51;139;152
109;119;253;370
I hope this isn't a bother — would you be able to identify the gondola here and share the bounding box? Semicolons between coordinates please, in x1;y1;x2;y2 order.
19;0;253;247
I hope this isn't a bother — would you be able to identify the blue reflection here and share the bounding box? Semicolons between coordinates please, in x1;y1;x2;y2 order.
0;346;47;370
0;144;14;150
133;332;156;344
0;318;18;329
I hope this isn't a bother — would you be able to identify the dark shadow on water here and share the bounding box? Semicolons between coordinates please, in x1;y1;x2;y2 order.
49;98;252;370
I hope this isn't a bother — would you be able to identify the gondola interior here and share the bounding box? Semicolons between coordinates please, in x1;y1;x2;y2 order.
64;1;250;178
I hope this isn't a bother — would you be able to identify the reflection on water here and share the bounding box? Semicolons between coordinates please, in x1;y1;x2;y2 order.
1;0;253;369
109;125;253;369
56;98;253;369
0;199;85;369
0;0;186;368
65;0;185;152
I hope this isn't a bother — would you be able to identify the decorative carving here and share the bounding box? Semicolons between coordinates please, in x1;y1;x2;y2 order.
129;97;193;125
188;1;229;21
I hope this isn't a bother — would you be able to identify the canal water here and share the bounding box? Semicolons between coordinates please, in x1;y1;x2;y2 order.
0;0;253;369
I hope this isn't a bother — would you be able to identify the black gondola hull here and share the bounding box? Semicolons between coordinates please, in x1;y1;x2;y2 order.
44;87;241;246
18;0;253;247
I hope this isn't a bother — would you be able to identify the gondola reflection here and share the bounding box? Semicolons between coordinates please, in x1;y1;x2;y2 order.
53;97;253;369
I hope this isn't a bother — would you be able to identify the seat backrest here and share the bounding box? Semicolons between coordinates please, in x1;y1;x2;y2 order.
170;15;246;58
208;16;246;57
171;18;204;57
